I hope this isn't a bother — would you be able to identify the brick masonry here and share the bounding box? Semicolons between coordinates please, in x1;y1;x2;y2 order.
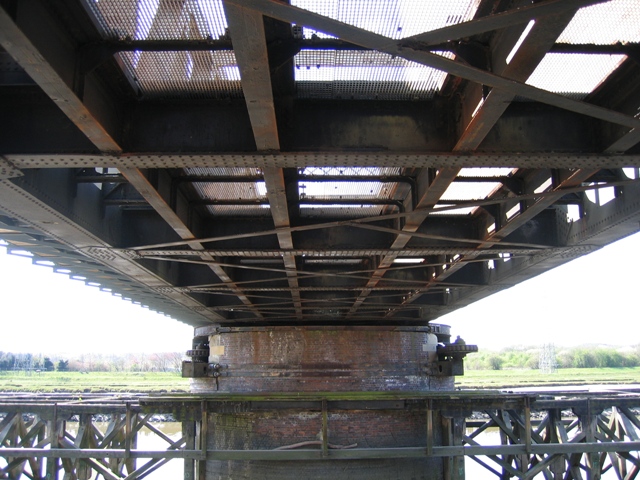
192;326;454;393
191;326;458;479
206;407;447;479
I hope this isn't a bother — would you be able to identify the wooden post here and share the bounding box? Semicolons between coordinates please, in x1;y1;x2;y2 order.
76;414;91;480
498;412;510;480
524;399;532;455
442;411;466;480
125;403;131;459
452;416;466;480
183;421;196;480
322;399;329;458
36;417;46;479
197;400;208;480
125;404;137;475
549;409;567;480
426;400;433;457
46;403;59;480
442;416;453;480
579;401;601;480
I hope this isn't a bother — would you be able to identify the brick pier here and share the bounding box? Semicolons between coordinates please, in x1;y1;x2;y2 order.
184;325;470;479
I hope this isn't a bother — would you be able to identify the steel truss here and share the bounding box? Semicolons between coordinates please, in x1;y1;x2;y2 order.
1;392;640;479
2;0;640;326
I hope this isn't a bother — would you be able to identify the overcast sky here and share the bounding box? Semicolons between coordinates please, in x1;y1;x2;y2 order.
1;231;639;354
440;231;640;350
0;243;194;355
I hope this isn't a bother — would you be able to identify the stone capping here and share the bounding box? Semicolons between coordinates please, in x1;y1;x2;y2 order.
195;323;451;336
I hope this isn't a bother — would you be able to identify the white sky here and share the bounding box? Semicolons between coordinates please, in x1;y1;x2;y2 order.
0;245;194;355
1;231;639;354
441;231;640;350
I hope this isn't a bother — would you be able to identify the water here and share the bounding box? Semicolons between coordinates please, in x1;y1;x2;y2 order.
464;428;621;479
63;421;185;480
133;422;185;479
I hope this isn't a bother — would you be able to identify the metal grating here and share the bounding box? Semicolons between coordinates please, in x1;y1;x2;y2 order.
558;0;640;45
295;50;452;100
204;205;270;217
118;50;242;99
430;205;474;216
83;0;239;98
192;181;266;201
300;205;385;217
458;168;515;177
299;181;397;200
84;0;228;40
526;53;626;101
291;0;481;40
300;167;402;176
183;167;262;176
431;179;503;216
441;182;502;202
187;167;267;216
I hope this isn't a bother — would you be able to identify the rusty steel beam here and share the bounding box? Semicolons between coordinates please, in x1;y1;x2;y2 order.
392;8;593;312
0;178;216;325
403;0;608;47
389;169;601;316
455;8;580;150
223;2;302;319
0;6;120;154
0;4;260;321
347;168;460;316
605;129;640;154
120;168;263;320
231;0;640;132
263;169;307;319
6;153;640;170
348;7;578;317
222;3;280;152
132;246;575;258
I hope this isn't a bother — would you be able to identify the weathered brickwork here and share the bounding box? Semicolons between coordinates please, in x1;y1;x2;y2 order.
208;408;441;450
206;458;443;480
206;407;445;479
193;326;456;479
192;326;453;393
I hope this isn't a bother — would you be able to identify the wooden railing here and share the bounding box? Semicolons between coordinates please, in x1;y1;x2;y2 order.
1;391;639;479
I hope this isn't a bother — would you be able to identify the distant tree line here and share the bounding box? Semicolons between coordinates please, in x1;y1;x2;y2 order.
0;351;184;373
466;345;640;371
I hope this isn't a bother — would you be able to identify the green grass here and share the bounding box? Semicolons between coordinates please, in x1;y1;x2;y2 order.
456;367;640;389
0;371;190;393
1;367;639;393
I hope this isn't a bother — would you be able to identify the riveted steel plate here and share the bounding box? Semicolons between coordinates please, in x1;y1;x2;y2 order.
7;153;640;169
0;157;23;180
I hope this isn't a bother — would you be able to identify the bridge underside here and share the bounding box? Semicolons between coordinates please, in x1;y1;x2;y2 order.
1;0;640;329
2;1;640;478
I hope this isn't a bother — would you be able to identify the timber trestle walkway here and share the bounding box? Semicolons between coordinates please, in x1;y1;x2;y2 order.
1;390;640;479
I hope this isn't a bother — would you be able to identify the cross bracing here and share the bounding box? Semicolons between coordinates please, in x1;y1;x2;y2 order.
0;0;640;326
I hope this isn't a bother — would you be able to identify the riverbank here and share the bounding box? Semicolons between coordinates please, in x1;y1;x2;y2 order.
2;367;640;393
0;371;190;393
457;366;640;389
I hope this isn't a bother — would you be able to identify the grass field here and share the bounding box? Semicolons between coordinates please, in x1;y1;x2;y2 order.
456;367;640;389
1;367;640;393
0;371;190;393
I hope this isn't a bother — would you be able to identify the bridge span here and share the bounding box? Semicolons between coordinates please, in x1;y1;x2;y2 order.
1;0;640;477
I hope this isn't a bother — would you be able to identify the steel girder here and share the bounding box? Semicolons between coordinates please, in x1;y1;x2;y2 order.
1;0;640;326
